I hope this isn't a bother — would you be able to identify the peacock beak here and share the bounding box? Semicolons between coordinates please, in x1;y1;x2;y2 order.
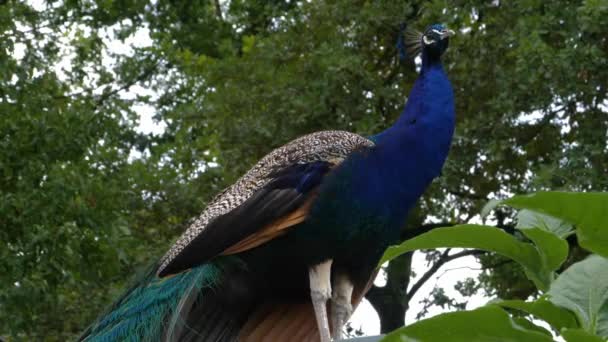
440;29;455;40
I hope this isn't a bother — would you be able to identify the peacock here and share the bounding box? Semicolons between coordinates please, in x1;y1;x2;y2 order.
80;24;455;342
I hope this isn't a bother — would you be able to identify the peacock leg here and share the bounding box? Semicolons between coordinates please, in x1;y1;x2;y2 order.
309;259;333;342
330;272;354;340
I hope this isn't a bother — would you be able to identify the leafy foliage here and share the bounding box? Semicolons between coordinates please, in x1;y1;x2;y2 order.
547;255;608;336
495;299;578;332
381;192;608;341
383;306;553;342
381;225;555;291
502;192;608;258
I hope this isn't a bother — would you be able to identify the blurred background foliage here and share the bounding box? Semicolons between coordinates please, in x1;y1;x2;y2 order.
1;0;606;340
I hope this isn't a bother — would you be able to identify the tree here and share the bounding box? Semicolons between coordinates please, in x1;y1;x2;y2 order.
2;0;606;339
0;2;149;338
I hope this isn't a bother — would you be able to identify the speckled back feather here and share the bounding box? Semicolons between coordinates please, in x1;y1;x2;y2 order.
158;130;374;276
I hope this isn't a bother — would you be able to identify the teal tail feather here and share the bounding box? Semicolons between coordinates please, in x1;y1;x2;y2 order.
80;260;229;342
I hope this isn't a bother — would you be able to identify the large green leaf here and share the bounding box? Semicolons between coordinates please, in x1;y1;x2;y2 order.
561;329;606;342
380;225;552;290
495;298;579;331
381;306;554;342
511;317;553;337
516;209;574;239
547;255;608;336
519;227;569;274
502;192;608;257
515;210;571;274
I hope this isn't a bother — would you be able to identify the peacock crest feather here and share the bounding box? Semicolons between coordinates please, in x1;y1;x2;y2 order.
398;24;452;61
402;27;423;58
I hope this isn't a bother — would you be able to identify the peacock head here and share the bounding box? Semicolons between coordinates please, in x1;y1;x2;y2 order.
421;24;454;58
403;23;454;61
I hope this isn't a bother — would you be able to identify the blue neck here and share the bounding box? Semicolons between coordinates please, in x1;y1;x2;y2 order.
376;53;451;135
307;53;455;246
364;53;455;216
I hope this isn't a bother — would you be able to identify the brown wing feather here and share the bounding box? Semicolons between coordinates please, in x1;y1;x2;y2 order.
221;192;317;256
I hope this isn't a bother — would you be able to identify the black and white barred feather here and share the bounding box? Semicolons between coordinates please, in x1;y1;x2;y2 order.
157;130;374;276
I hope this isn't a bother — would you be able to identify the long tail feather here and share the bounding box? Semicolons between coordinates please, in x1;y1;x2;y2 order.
80;261;225;342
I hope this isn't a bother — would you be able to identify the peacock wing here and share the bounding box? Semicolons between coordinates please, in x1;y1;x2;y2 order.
157;131;374;277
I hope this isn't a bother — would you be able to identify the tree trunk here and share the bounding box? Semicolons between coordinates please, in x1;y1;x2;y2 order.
365;252;412;333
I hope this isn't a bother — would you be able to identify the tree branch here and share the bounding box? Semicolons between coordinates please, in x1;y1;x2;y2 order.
519;105;565;146
53;60;160;111
446;189;487;201
406;249;485;301
400;222;453;241
482;258;514;270
91;61;160;110
214;0;223;20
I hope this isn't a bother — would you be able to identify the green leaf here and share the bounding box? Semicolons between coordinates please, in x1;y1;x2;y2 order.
561;329;606;342
495;298;579;331
380;225;551;290
547;255;608;336
381;306;554;342
512;317;553;337
520;227;569;274
515;210;571;277
516;209;574;239
502;192;608;257
481;198;502;218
